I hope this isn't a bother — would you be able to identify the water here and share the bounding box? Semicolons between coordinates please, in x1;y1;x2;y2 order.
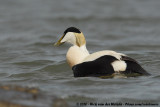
0;0;160;106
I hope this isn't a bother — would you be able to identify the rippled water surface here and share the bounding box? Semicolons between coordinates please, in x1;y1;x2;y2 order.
0;0;160;106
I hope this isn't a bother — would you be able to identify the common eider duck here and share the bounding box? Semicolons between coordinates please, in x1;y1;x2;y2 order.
54;27;150;77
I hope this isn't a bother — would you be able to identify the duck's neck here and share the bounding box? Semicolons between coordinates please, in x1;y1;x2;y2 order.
66;45;90;67
79;44;89;55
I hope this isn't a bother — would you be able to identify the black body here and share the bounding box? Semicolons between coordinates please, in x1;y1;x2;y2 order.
72;55;150;77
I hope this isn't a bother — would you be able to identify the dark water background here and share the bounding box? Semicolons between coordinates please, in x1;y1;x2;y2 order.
0;0;160;106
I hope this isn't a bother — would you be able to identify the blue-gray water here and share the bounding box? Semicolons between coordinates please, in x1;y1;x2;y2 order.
0;0;160;107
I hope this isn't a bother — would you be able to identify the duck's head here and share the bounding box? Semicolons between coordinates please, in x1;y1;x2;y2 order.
54;27;86;47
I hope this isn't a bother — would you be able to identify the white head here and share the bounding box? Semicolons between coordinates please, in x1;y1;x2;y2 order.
54;27;89;67
54;27;86;47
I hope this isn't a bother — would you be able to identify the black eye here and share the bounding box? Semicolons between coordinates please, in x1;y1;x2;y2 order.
64;27;81;35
